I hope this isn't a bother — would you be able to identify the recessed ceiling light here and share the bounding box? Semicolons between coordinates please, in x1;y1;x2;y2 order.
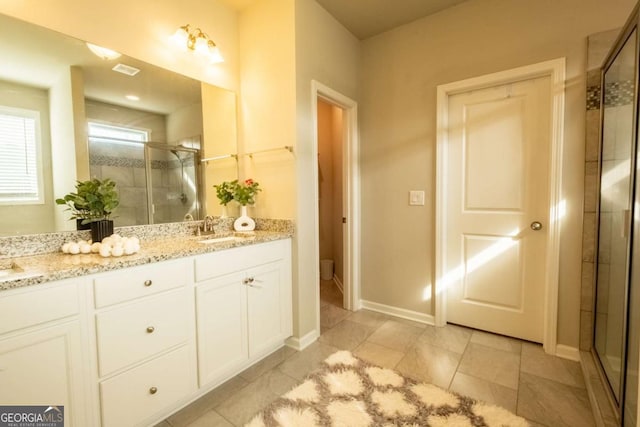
125;95;140;101
86;43;121;60
112;63;140;76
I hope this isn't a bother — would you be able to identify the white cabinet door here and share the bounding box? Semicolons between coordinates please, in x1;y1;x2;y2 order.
196;271;248;386
247;261;291;359
0;321;88;427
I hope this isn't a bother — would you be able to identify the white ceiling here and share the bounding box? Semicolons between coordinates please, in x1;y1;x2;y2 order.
219;0;471;39
0;14;200;116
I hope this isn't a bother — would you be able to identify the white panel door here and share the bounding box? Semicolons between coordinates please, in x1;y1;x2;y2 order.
445;76;551;342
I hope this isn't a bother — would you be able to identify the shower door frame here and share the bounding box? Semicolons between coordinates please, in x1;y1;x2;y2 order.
144;142;203;224
592;4;640;422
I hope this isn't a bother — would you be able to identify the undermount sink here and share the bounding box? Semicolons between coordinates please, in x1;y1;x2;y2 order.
0;260;43;282
197;236;241;244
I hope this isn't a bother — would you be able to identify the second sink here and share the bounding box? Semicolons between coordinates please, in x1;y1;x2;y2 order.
197;236;241;244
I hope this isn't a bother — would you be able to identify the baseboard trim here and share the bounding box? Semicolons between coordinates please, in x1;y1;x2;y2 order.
556;344;580;361
333;275;344;293
285;329;319;351
360;299;435;326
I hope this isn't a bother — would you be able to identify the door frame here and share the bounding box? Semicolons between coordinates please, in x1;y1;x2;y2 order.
311;81;361;325
434;58;566;355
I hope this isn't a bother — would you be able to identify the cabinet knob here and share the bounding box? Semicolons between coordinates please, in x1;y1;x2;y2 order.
144;279;153;287
146;326;155;333
243;277;263;288
149;386;158;395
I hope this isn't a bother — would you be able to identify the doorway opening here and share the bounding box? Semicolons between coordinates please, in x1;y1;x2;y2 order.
311;81;360;336
317;99;345;314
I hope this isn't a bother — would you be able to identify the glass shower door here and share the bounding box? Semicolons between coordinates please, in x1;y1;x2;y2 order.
594;29;637;406
145;144;201;224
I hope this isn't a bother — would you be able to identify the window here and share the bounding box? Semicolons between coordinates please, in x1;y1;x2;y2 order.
0;106;43;204
88;122;149;145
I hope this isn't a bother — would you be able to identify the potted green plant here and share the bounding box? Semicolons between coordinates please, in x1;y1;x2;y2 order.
56;178;119;242
213;180;235;217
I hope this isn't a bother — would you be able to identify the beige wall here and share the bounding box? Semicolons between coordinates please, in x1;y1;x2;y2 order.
294;0;360;337
166;102;203;145
50;68;83;231
359;0;635;347
85;100;168;143
201;84;238;217
238;0;296;220
0;80;54;235
239;0;360;338
0;0;239;92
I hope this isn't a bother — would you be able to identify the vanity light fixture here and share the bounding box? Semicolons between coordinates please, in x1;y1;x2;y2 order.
172;24;224;64
86;42;121;60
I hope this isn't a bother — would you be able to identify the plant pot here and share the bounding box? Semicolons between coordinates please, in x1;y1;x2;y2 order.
90;220;114;243
233;205;255;232
76;219;91;231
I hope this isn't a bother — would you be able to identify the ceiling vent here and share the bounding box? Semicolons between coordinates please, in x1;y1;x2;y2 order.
112;63;140;76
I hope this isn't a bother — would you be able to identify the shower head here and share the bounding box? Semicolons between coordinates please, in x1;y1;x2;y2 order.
170;149;181;161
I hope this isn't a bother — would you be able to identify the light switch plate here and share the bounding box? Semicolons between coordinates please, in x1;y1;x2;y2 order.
409;190;425;206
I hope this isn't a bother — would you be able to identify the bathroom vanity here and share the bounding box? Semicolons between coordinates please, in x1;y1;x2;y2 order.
0;233;292;426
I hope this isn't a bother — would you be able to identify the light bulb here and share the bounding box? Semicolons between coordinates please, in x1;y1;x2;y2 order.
171;25;190;49
208;42;224;64
194;33;209;56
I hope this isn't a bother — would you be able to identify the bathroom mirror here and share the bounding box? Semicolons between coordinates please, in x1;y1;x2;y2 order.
0;13;238;236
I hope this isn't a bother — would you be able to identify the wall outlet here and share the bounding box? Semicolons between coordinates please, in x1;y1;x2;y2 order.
409;190;425;206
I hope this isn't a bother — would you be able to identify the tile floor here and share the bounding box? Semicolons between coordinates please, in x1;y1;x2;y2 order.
159;280;595;426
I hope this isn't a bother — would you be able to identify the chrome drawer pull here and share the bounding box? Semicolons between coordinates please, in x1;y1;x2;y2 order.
144;279;152;287
149;386;158;395
146;326;155;333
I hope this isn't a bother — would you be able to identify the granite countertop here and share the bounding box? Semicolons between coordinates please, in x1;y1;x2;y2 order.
0;230;292;291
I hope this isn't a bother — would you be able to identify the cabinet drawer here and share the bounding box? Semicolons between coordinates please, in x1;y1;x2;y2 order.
96;289;189;376
100;345;194;427
93;259;188;308
195;240;287;282
0;281;79;335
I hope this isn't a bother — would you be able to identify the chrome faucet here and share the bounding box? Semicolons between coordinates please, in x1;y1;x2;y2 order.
200;215;217;235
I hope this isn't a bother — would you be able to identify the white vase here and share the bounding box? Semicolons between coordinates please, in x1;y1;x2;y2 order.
220;205;228;218
234;205;255;232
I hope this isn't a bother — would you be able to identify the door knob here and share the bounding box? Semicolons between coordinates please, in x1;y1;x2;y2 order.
530;221;543;231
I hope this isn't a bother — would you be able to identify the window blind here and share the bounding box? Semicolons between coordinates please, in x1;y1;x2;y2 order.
88;122;148;145
0;109;41;203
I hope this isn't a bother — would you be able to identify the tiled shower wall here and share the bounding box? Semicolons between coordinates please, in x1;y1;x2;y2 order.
580;29;619;351
89;143;196;227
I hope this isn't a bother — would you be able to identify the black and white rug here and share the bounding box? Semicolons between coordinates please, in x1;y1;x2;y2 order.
246;350;528;427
